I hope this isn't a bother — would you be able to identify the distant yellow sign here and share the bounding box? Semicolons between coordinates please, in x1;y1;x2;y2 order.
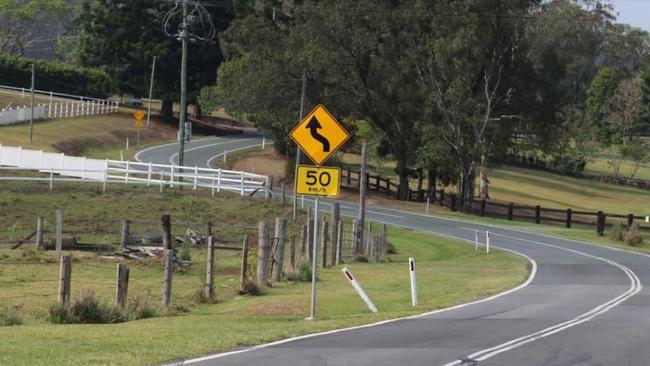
290;105;350;166
295;165;341;197
135;119;145;129
133;110;145;121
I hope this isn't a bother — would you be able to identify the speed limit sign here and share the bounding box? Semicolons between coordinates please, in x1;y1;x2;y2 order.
295;165;341;197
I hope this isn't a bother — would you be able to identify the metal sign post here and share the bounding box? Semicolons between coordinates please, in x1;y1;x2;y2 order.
308;197;320;320
291;104;350;321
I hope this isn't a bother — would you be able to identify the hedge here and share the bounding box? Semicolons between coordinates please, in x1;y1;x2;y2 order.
0;56;114;98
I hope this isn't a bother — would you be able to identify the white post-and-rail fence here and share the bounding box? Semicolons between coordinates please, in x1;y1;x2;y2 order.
0;85;118;126
0;145;270;197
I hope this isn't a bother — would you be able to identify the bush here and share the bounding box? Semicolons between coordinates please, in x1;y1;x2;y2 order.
625;223;645;247
354;255;369;263
386;241;397;254
0;305;24;326
125;294;156;320
70;289;113;324
0;55;113;98
609;222;624;241
239;280;264;296
48;289;159;324
178;243;192;262
286;262;313;282
48;303;72;324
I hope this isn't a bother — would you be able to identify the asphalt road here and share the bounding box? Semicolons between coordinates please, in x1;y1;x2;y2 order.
138;136;650;366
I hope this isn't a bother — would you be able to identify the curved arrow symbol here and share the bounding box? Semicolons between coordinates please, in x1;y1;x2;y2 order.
306;116;330;152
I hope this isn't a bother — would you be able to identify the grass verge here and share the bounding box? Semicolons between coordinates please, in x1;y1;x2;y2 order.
0;224;528;366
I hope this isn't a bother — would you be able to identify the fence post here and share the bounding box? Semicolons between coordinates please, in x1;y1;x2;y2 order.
336;221;343;265
116;263;129;308
240;235;249;291
290;234;296;271
535;205;541;224
331;203;340;266
507;203;514;221
205;236;215;299
627;214;634;228
300;224;307;257
386;178;391;196
566;208;572;228
205;221;213;239
346;168;351;185
120;219;130;251
449;194;457;211
480;199;486;217
382;224;388;256
321;217;329;268
58;255;71;306
162;250;173;305
597;211;605;236
257;221;270;286
439;190;445;205
352;218;359;255
36;216;44;250
161;215;172;250
272;218;287;282
55;209;63;258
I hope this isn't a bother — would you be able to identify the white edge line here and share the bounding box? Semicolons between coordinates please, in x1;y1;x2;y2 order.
441;232;642;366
167;138;255;164
167;223;537;366
134;137;220;162
205;142;274;168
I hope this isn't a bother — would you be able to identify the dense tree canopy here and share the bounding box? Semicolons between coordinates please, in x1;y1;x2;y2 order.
75;0;235;119
200;0;650;199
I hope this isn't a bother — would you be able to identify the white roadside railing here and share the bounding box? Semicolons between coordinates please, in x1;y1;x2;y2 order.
0;145;269;197
0;85;119;126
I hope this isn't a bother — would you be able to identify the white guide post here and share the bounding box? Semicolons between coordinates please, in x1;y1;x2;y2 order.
408;257;418;307
475;230;479;252
342;267;378;313
486;231;490;254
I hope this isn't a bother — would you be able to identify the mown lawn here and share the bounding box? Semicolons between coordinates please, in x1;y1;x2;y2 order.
0;180;529;366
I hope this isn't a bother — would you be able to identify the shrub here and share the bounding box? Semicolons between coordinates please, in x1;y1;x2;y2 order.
354;255;369;263
608;222;624;241
0;55;113;97
70;289;108;324
239;280;264;296
386;242;397;254
178;242;192;262
0;305;24;326
125;294;156;320
286;262;314;282
625;223;645;247
48;303;72;324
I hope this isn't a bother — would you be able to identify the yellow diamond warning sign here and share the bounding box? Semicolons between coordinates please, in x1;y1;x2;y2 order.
290;105;350;166
133;110;145;121
295;165;341;197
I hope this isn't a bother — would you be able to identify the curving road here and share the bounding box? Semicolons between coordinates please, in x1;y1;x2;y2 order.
138;136;650;366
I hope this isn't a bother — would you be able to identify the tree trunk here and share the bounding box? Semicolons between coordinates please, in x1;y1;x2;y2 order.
416;169;424;202
427;169;436;195
160;98;174;122
479;154;490;199
397;163;410;201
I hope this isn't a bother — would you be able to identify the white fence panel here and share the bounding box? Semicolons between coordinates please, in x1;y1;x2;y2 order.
0;145;269;197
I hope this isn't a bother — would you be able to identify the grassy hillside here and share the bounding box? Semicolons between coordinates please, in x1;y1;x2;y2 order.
0;113;182;160
0;181;528;365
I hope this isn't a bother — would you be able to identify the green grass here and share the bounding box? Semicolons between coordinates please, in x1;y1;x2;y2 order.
584;157;650;181
0;224;527;366
487;166;650;213
0;113;179;159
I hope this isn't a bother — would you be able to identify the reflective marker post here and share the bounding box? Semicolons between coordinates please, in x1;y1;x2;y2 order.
308;197;319;320
342;267;378;313
486;231;490;254
409;257;418;307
